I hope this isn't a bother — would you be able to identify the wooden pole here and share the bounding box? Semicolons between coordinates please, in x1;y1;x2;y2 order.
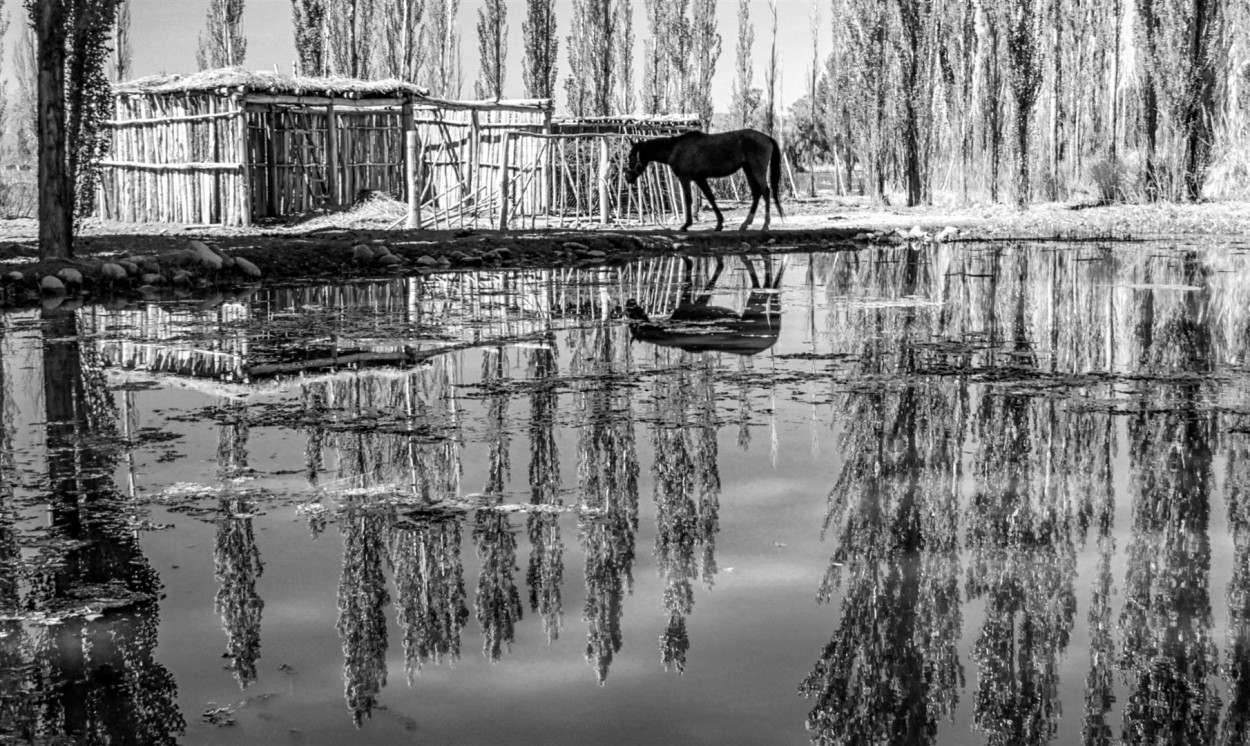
326;101;338;207
237;97;252;227
406;130;421;229
598;136;610;225
497;129;511;230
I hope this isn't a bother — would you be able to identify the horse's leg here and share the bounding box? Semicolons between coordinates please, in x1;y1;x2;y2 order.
742;257;761;288
740;171;762;231
695;179;724;231
679;178;693;231
694;256;725;305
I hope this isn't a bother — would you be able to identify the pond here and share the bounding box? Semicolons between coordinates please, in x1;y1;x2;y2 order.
3;240;1250;745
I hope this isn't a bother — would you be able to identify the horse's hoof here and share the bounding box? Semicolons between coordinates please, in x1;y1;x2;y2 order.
714;225;724;232
680;226;690;232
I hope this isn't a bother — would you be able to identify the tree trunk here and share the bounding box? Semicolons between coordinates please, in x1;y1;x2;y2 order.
1142;78;1159;201
35;0;73;260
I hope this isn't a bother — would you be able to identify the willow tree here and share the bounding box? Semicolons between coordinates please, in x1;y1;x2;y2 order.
195;0;247;70
28;0;121;260
474;0;506;99
521;0;557;99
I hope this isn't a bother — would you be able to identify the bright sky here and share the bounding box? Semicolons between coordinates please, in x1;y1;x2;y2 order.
2;0;825;115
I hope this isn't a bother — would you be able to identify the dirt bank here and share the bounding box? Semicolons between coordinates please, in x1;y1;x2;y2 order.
2;196;1247;311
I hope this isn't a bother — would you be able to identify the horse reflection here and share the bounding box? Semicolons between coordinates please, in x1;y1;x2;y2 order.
624;256;783;356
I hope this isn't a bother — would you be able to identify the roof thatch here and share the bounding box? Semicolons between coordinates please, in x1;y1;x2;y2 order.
114;66;430;99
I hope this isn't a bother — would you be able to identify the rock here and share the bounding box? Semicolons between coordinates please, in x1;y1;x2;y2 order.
190;240;223;270
172;270;194;285
416;255;438;266
120;261;140;276
5;271;22;282
140;261;161;275
436;256;451;266
234;257;261;278
374;245;393;257
740;242;752;251
137;284;160;294
164;249;201;267
353;244;375;261
40;275;66;294
141;273;166;285
935;226;959;242
583;249;606;258
102;263;128;280
853;233;871;241
376;254;402;266
56;268;83;285
562;241;589;252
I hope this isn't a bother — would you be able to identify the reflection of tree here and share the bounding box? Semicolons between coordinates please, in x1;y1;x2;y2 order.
474;348;524;662
1120;255;1219;745
1;307;184;744
1082;417;1117;746
966;259;1077;746
214;496;264;689
650;356;721;674
216;397;250;480
526;342;564;643
1222;429;1250;745
801;255;964;744
336;501;391;726
390;516;469;682
573;324;639;684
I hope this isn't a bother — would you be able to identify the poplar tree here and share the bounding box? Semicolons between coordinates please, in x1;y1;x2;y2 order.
376;0;425;82
195;0;247;70
1004;0;1044;207
615;0;635;114
521;0;557;99
326;0;374;78
291;0;327;76
690;0;720;127
730;0;754;128
422;0;462;97
640;0;670;114
474;0;506;99
0;1;9;149
565;0;624;116
764;0;778;135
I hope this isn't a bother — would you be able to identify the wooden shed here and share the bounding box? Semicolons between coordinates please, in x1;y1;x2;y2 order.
101;67;551;226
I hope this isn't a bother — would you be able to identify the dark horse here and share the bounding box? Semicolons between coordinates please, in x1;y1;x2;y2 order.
623;129;784;232
623;256;784;356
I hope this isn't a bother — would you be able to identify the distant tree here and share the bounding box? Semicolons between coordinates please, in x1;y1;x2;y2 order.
27;0;123;259
730;0;754;128
690;0;720;127
764;0;778;135
195;0;247;70
640;0;670;114
14;20;37;162
975;0;1007;203
111;0;131;81
1003;0;1044;207
422;0;462;97
0;0;9;152
521;0;557;99
474;0;506;99
326;0;374;78
291;0;327;76
894;0;939;206
376;0;425;82
615;0;635;113
565;0;623;116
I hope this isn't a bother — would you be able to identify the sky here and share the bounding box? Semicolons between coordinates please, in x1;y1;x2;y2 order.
1;0;826;116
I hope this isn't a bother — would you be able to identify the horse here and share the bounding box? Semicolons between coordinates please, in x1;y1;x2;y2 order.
623;255;784;356
623;129;785;232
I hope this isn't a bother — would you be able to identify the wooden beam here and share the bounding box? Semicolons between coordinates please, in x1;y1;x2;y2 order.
497;129;511;230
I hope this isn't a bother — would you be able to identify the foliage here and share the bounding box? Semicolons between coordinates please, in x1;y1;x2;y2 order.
375;0;425;82
421;0;462;97
521;0;557;99
290;0;327;76
564;0;627;116
729;0;753;129
474;0;506;99
195;0;247;70
111;0;131;81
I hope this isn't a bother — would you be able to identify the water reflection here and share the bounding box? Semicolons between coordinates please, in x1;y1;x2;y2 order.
7;243;1250;742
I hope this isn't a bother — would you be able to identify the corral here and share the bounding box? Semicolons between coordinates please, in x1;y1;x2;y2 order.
99;68;701;230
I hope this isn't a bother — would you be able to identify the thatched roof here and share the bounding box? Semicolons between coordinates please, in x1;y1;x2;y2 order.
114;66;430;99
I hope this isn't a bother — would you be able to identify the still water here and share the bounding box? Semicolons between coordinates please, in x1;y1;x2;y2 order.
3;241;1250;745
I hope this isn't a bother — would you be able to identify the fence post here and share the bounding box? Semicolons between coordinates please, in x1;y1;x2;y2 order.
406;130;421;229
498;130;512;230
598;136;610;225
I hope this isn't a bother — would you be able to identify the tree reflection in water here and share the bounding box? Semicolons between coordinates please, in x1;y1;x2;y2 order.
573;322;640;684
527;340;565;644
0;306;183;744
474;347;524;662
1120;253;1220;744
336;500;391;726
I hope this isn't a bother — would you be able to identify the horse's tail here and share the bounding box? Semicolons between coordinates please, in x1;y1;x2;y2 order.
769;137;785;219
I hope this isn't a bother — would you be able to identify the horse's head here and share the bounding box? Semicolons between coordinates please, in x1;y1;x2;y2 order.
624;142;649;185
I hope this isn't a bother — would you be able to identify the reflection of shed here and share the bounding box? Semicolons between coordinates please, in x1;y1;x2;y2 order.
101;67;551;226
